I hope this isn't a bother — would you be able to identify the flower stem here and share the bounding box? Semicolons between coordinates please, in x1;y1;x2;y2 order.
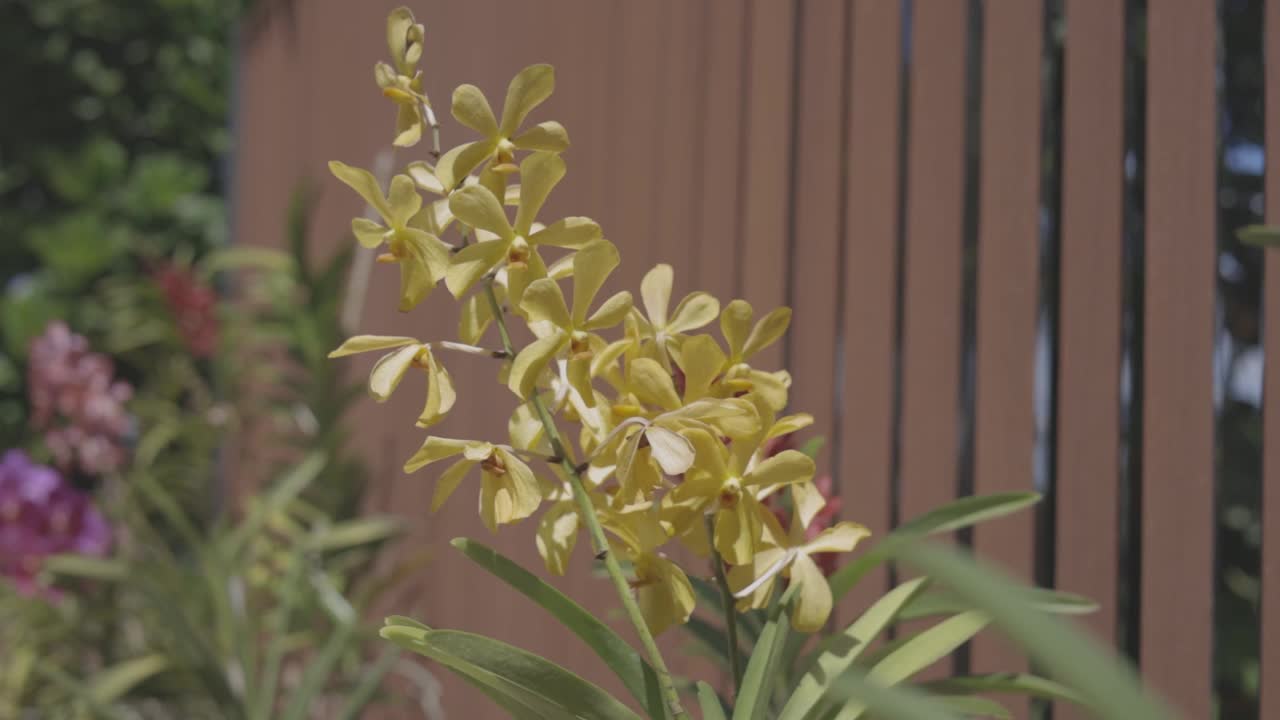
482;281;689;720
704;513;743;694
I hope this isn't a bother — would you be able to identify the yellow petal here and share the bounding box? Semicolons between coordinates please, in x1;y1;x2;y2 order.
368;344;421;401
645;426;695;476
451;84;499;136
749;369;791;414
803;521;871;556
329;335;418;358
683;428;729;481
507;332;566;399
520;278;572;329
589;338;632;378
480;450;543;531
406;161;446;195
385;7;416;65
667;292;721;335
448;185;513;240
635;553;695;636
614;426;646;489
640;264;674;328
536;502;579;575
514;152;565;235
746;450;814;489
790;480;827;530
769;413;815;439
329;161;390;220
567;355;596;407
387;174;423;227
628;358;681;411
351;217;387;248
508;402;546;452
529;216;602;249
673;397;761;439
435;140;497;191
789;553;834;633
743;306;792;360
715;500;757;566
445;238;507;298
571;240;620;326
675;334;726;401
392;103;423;148
418;353;456;427
395;229;450;311
582;291;633;331
431;459;476;511
720;299;753;358
506;248;547;312
499;63;555;137
458;292;494;345
512;120;570;151
404;436;470;473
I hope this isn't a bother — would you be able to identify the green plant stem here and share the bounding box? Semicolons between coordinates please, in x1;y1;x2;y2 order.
703;513;742;695
482;280;689;720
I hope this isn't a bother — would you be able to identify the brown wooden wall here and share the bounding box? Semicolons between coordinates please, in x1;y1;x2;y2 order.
234;1;1276;718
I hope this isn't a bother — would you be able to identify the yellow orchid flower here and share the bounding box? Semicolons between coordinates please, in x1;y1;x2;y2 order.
445;152;602;301
718;299;794;411
328;335;458;427
632;264;720;370
403;437;543;532
663;429;815;565
534;463;611;575
435;64;570;189
328;162;452;311
600;504;695;636
506;240;633;405
729;509;870;632
375;7;429;147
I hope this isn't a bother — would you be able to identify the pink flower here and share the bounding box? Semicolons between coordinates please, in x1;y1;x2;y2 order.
0;450;111;597
152;262;219;358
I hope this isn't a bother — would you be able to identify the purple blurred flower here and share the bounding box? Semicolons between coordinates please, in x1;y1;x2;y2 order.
28;322;133;476
0;450;111;597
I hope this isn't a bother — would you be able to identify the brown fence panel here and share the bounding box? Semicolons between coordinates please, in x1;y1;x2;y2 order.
1055;4;1125;719
970;0;1044;687
1142;1;1218;716
1262;0;1280;715
837;0;904;621
788;0;846;473
898;3;968;533
739;0;797;367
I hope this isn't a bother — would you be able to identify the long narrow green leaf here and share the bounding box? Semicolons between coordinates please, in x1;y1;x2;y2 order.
689;575;764;642
829;492;1039;601
732;590;795;720
1238;224;1280;247
824;670;964;720
920;673;1085;706
898;587;1097;621
697;681;729;720
895;542;1179;720
306;515;403;552
383;624;643;720
279;621;359;720
41;554;126;582
933;695;1011;718
336;648;400;720
227;452;325;554
779;577;929;720
451;538;668;719
87;654;169;704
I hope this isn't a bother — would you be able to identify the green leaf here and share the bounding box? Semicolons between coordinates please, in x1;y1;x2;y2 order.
226;452;325;554
933;695;1011;719
799;437;825;459
733;590;795;720
307;516;403;552
41;554;126;582
894;542;1177;720
824;670;964;720
697;681;729;720
336;647;401;720
920;673;1086;706
452;539;669;718
780;578;929;720
87;654;168;705
898;587;1097;621
1238;224;1280;247
829;492;1040;601
382;624;643;720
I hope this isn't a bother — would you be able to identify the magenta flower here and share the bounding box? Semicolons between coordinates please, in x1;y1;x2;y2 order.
0;450;111;597
27;322;133;476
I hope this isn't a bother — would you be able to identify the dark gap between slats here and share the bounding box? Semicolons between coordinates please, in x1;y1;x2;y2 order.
731;1;754;301
886;0;915;627
781;0;805;373
1214;1;1265;715
829;0;857;496
953;0;983;678
1035;1;1066;717
1118;0;1146;668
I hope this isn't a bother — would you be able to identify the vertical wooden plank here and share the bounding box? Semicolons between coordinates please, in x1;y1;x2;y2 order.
1055;4;1124;720
970;0;1044;679
788;0;846;471
838;0;903;620
1142;1;1217;716
694;0;747;304
1260;0;1280;715
653;0;702;286
898;3;968;528
739;0;797;369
